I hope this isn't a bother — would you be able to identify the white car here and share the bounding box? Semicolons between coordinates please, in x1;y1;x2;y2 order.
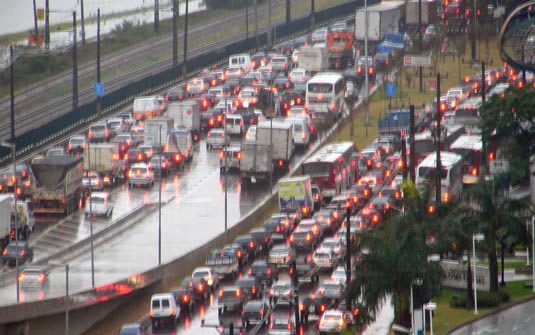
192;266;219;291
220;145;241;172
319;309;345;334
127;163;154;188
83;170;104;191
245;125;257;142
330;265;347;285
85;192;113;217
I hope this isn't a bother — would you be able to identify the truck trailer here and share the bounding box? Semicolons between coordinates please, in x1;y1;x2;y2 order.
355;1;404;42
256;120;294;174
30;156;84;215
166;100;202;141
240;143;273;186
83;143;120;186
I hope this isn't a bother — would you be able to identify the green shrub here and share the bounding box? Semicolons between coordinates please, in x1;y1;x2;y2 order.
499;290;511;303
449;293;468;308
477;291;501;307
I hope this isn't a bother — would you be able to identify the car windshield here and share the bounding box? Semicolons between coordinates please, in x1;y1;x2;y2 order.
193;271;209;278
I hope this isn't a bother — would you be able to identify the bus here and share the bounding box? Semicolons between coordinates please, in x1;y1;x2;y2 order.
305;72;346;119
449;135;483;185
412;124;465;164
415;151;463;203
328;141;358;187
302;143;354;199
454;97;481;133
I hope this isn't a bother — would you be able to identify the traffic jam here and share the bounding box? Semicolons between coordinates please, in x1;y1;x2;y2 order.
0;2;524;333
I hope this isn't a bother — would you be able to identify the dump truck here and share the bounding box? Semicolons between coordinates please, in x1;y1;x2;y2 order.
83;143;120;186
327;31;355;69
30;155;84;215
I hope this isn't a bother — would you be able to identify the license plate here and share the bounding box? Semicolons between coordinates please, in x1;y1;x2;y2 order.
309;305;315;313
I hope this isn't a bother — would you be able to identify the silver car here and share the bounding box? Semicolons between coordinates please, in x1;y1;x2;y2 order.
127;163;154;188
206;128;229;149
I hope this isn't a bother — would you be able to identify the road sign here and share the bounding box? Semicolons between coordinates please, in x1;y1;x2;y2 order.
93;82;104;97
386;83;396;97
37;8;45;20
403;55;432;67
388;73;396;82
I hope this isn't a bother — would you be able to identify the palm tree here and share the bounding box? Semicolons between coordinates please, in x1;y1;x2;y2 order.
349;181;443;328
460;174;531;292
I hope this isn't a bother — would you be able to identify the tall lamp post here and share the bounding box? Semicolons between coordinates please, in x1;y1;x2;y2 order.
158;125;162;265
472;233;485;315
49;261;70;335
1;141;18;302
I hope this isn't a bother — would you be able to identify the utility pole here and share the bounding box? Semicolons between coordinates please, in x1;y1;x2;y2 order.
172;0;178;66
310;0;315;30
345;205;352;312
268;0;272;49
154;0;160;33
286;0;291;23
32;0;39;39
435;73;442;205
409;105;416;182
480;61;487;178
418;0;423;92
183;0;189;78
254;0;259;51
81;0;86;44
364;0;369;137
245;0;249;39
96;9;101;117
72;11;78;109
45;0;50;50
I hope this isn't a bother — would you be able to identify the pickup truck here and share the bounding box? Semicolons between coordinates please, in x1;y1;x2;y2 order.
205;249;239;280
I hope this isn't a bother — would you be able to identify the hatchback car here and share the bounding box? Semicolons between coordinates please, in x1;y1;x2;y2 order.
85;191;113;217
319;309;345;334
127;163;154;188
185;77;207;96
269;280;294;305
1;241;33;266
268;318;296;335
206;128;229;149
248;260;279;287
83;170;104;191
18;266;48;289
149;155;171;177
242;299;270;328
118;320;151;335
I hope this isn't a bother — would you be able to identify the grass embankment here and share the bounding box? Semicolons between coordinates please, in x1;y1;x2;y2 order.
0;0;348;98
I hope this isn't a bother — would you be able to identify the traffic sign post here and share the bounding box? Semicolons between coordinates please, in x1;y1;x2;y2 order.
93;82;104;97
386;83;396;97
404;55;432;67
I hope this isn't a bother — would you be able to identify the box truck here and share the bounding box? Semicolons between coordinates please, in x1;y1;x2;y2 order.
278;175;315;218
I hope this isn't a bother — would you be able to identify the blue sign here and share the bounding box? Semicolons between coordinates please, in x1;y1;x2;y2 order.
93;82;104;97
386;83;396;97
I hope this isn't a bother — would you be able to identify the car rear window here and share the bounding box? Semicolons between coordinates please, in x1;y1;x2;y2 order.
152;300;160;308
162;299;170;308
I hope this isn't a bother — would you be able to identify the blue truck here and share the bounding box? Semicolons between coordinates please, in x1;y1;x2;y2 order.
378;108;411;136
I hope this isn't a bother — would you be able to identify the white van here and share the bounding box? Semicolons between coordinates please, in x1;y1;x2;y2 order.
133;96;165;120
285;116;310;148
225;114;244;136
150;293;180;330
228;53;253;72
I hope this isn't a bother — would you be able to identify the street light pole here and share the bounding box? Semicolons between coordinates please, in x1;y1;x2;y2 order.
65;263;70;335
224;97;228;233
364;0;369;137
473;233;485;314
425;302;437;335
345;204;351;312
158;125;162;265
532;216;534;293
